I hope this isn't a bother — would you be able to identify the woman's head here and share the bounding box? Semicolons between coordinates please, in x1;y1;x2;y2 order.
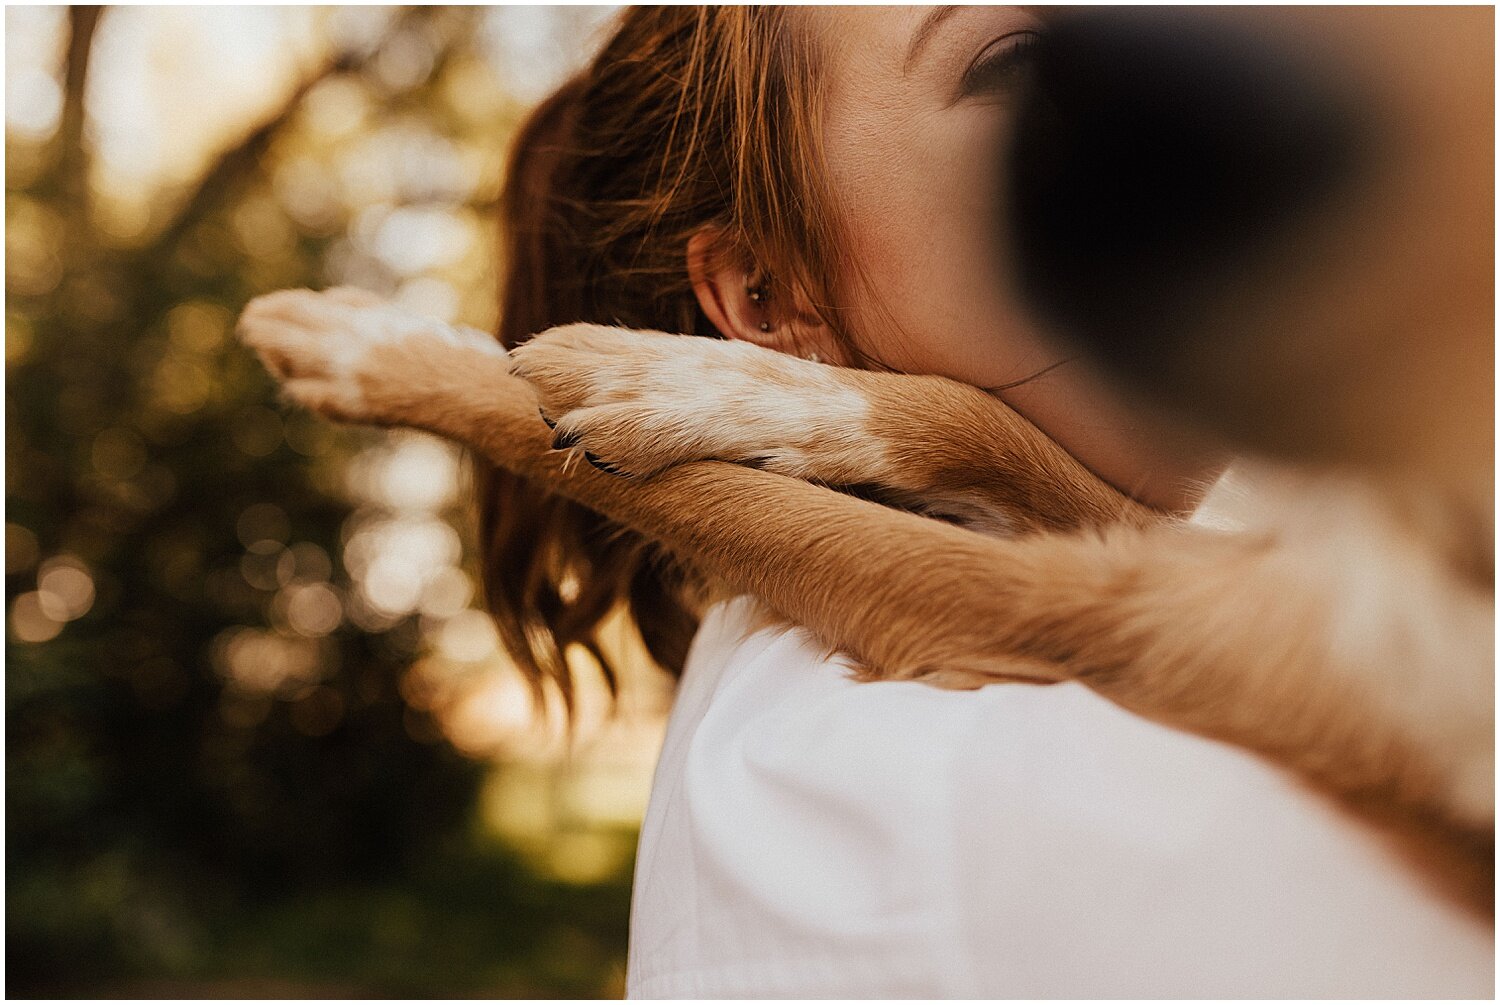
485;7;844;700
485;6;1221;699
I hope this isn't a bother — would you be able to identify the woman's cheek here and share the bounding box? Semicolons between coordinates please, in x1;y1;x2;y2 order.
884;116;1050;383
879;211;1057;390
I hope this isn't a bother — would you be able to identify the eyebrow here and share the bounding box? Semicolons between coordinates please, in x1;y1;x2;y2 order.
904;5;960;73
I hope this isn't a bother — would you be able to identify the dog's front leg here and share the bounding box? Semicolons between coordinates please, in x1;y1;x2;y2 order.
510;323;1159;536
237;290;1474;821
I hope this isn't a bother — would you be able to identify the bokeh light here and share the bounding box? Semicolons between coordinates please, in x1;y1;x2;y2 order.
8;6;655;998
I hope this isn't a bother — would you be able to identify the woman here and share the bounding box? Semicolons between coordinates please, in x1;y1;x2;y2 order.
247;7;1493;997
483;7;1211;703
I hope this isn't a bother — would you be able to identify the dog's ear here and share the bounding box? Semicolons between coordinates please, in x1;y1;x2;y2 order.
687;228;844;364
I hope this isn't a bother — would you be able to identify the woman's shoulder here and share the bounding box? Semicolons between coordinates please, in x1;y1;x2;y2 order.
678;594;1268;797
673;596;1308;851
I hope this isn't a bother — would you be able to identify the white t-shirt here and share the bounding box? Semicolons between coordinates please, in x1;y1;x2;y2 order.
625;483;1494;998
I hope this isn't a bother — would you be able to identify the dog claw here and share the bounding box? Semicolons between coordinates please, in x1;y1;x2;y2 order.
584;451;627;476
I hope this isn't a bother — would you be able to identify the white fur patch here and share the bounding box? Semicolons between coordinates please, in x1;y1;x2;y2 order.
513;325;886;479
240;290;506;419
1235;464;1495;823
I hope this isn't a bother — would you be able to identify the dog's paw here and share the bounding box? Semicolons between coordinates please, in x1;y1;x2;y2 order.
510;323;877;478
238;287;508;424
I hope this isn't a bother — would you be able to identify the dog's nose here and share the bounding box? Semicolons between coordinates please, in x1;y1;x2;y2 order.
1008;9;1367;382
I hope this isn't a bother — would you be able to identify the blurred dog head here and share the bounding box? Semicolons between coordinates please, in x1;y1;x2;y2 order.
1007;7;1493;498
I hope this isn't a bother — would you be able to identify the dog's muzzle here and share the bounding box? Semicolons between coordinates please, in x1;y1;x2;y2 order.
1006;8;1368;394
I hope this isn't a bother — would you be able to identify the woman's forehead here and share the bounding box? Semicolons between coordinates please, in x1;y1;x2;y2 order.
794;7;934;73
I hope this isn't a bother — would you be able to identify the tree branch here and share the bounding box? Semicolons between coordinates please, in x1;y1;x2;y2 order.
139;53;355;263
139;5;467;267
58;6;103;238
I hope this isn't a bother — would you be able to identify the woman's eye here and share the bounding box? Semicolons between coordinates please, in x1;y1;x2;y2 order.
961;30;1042;97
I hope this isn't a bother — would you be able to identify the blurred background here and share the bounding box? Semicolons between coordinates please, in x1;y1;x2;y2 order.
4;6;677;997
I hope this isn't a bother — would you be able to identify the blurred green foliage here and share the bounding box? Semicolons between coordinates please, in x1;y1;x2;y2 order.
7;7;632;996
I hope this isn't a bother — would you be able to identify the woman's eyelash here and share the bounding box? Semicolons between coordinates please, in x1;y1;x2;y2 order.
961;30;1043;96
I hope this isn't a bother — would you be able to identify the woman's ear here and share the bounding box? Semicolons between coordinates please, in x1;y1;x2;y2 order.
686;228;845;365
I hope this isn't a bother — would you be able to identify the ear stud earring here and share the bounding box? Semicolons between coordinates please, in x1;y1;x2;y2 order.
748;272;779;337
746;274;770;305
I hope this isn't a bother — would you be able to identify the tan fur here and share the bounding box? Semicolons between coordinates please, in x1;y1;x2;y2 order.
239;290;1493;915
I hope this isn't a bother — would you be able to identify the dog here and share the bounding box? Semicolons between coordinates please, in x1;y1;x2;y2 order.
238;8;1493;914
